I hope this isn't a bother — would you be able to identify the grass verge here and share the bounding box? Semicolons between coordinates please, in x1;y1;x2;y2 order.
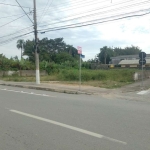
0;69;137;88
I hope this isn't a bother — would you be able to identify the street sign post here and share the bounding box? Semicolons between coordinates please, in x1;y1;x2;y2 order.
77;46;82;91
139;52;146;89
77;46;85;91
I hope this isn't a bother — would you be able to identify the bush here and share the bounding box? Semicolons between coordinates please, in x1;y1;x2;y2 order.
58;69;79;81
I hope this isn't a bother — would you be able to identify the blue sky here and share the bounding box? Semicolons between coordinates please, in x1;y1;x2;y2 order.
0;0;150;60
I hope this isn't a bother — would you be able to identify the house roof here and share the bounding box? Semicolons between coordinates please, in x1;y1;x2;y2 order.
111;54;150;59
119;59;150;65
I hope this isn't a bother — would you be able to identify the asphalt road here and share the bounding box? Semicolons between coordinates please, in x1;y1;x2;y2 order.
0;85;150;150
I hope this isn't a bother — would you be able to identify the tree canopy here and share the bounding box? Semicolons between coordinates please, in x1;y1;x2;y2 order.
97;45;141;64
23;38;79;63
16;39;25;59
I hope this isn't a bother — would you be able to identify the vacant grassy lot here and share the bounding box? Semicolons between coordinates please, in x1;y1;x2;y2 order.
0;69;137;88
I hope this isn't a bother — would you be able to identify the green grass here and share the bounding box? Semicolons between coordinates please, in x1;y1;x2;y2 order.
59;80;132;89
0;75;58;82
0;68;137;88
57;69;137;82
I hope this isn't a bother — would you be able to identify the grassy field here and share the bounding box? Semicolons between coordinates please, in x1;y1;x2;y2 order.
0;69;137;88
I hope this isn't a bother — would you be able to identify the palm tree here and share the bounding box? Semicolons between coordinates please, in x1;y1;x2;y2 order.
16;39;25;60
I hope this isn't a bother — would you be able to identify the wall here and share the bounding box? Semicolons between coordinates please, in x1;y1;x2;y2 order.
130;65;137;68
0;71;4;76
121;65;126;68
0;70;47;77
19;70;47;76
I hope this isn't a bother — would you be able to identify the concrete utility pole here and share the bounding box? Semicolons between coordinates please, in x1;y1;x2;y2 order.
79;54;81;91
33;0;40;84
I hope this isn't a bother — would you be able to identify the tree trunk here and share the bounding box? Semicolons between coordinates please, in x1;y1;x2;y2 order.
21;48;22;60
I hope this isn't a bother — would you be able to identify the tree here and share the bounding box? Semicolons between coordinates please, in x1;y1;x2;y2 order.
98;46;114;64
23;37;79;63
23;39;35;62
17;39;25;60
97;45;142;64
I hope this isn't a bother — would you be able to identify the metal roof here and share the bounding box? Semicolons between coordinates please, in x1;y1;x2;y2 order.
111;54;150;59
119;59;150;65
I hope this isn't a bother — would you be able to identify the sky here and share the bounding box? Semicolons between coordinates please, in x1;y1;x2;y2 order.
0;0;150;60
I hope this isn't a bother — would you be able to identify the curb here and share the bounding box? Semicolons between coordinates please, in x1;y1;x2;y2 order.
0;83;93;95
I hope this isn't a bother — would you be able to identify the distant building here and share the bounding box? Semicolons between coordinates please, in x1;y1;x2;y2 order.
119;59;150;68
110;54;150;65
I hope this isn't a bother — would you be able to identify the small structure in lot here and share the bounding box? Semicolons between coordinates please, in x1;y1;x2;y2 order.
119;59;150;68
110;54;150;65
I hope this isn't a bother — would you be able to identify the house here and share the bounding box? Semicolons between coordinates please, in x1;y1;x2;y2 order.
110;54;150;65
119;59;150;68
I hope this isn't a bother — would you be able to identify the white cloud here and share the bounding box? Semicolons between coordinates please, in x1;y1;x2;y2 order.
0;0;150;61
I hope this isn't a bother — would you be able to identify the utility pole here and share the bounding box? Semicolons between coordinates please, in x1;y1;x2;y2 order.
33;0;40;84
79;54;81;91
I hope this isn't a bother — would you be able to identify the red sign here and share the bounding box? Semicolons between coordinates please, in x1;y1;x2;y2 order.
77;46;82;54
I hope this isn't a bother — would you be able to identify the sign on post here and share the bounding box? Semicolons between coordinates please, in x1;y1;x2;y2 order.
77;46;82;54
139;52;146;59
139;51;146;89
81;54;85;59
139;52;146;65
139;59;146;66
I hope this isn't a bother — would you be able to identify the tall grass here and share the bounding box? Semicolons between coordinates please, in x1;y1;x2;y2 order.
58;69;136;82
1;69;137;87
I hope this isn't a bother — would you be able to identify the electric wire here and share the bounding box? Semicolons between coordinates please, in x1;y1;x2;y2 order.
0;2;31;8
38;1;150;28
0;14;26;28
0;31;33;46
15;0;33;23
36;0;145;14
38;0;148;27
38;11;150;33
0;25;33;39
38;0;53;24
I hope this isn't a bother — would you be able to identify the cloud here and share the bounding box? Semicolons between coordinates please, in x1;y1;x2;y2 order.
0;0;150;61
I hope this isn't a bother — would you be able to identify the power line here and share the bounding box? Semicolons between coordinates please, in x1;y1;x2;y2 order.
38;0;53;24
36;0;142;15
39;10;150;33
0;25;33;39
0;0;148;45
40;0;53;23
38;0;147;26
15;0;33;24
0;13;27;19
38;0;150;28
0;31;33;46
0;14;26;28
0;34;33;46
37;0;109;14
0;2;31;8
49;0;106;8
36;0;109;15
38;0;50;23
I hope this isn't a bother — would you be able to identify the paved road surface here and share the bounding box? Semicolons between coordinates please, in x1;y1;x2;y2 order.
0;85;150;150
